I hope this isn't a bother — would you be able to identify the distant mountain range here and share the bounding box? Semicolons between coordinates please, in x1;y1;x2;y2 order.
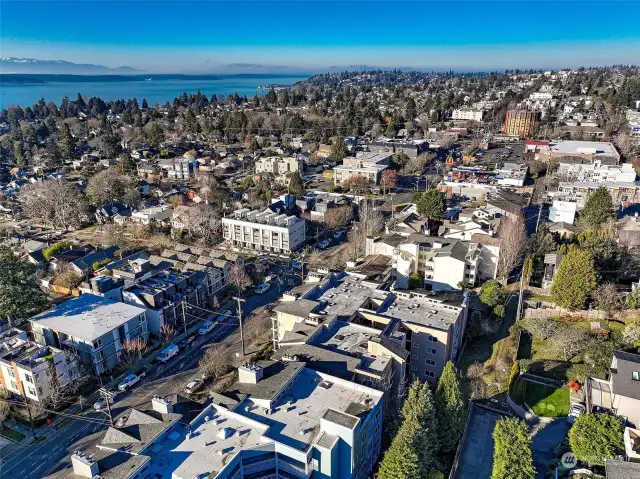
0;57;139;74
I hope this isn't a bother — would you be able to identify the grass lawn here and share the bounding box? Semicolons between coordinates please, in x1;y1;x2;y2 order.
525;382;570;417
0;425;26;442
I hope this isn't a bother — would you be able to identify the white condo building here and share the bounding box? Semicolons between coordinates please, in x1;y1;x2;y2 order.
223;208;306;253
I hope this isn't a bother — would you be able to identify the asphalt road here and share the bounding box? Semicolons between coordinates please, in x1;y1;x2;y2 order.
0;268;299;479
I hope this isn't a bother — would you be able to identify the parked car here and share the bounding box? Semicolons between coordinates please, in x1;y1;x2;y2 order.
118;373;141;391
157;343;179;363
93;390;118;410
184;379;205;395
317;240;330;249
568;403;585;423
218;310;232;322
333;231;344;241
255;283;271;295
199;321;215;335
291;260;302;270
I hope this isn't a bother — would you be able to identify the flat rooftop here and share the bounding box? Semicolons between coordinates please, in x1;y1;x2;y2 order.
170;404;269;479
550;140;618;157
313;320;380;355
31;295;147;342
379;289;464;331
237;367;382;451
316;274;390;320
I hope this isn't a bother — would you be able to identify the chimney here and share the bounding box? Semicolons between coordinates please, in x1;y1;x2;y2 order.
152;395;173;414
238;363;263;384
71;451;99;478
432;241;443;249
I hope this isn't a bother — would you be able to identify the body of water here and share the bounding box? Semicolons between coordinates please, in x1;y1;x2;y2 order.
0;76;308;108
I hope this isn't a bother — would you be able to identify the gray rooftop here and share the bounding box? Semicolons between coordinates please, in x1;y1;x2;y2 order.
611;350;640;401
31;295;147;342
379;289;465;332
47;447;150;479
101;408;181;454
225;360;305;403
605;458;640;479
273;299;319;318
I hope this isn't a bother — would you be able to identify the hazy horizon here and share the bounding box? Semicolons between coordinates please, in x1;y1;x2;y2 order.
2;1;640;73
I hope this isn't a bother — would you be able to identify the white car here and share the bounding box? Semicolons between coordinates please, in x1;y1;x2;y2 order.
568;403;585;423
118;373;141;391
93;390;118;410
317;240;330;249
218;310;232;322
184;379;205;395
199;321;215;335
255;283;271;295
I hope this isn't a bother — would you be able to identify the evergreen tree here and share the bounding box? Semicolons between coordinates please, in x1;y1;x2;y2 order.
491;417;536;479
142;98;149;109
147;122;165;149
415;189;446;234
329;136;349;160
0;247;49;323
579;186;615;230
550;246;597;311
59;123;76;158
569;413;624;466
288;172;306;198
435;362;465;453
378;380;439;479
13;141;25;167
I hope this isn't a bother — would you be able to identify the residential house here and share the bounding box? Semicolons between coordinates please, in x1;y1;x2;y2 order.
129;205;174;225
549;200;577;224
586;350;640;428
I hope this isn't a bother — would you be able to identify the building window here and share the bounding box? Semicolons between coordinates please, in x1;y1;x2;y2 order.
93;338;102;349
633;371;640;381
425;371;436;378
412;343;419;349
25;375;34;384
10;381;18;390
428;335;437;343
412;355;418;360
28;387;37;396
426;347;437;355
411;366;417;372
426;359;436;366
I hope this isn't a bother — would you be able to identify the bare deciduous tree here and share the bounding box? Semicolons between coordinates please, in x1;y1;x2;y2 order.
189;204;221;244
199;344;233;381
229;264;252;295
324;205;353;231
120;337;148;371
244;310;271;345
19;180;88;231
160;323;175;344
466;362;487;400
347;201;384;259
594;283;623;317
0;397;10;426
497;213;527;280
103;223;128;250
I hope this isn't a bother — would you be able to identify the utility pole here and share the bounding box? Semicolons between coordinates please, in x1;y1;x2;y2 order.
25;398;36;438
181;301;187;338
515;271;525;322
234;296;247;357
99;388;114;426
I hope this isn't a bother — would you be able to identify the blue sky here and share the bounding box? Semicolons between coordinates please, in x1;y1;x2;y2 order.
2;0;640;72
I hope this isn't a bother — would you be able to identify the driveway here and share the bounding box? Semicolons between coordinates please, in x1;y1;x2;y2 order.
531;419;571;478
454;406;506;479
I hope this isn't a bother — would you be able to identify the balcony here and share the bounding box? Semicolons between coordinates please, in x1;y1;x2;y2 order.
242;459;276;475
277;459;309;477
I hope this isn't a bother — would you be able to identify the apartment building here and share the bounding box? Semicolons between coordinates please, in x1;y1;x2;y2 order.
541;140;621;164
554;181;640;208
223;208;306;253
369;139;429;159
558;160;636;183
172;362;385;479
271;271;468;383
333;152;391;187
255;156;303;177
159;156;198;181
366;234;480;290
503;110;537;137
495;162;528;187
452;108;485;122
0;327;78;402
30;295;149;376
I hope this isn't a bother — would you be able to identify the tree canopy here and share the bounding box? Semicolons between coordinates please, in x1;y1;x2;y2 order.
435;361;465;453
579;186;615;230
551;246;597;311
491;417;536;479
329;136;349;160
378;379;440;479
415;189;446;219
569;413;624;466
0;247;49;323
